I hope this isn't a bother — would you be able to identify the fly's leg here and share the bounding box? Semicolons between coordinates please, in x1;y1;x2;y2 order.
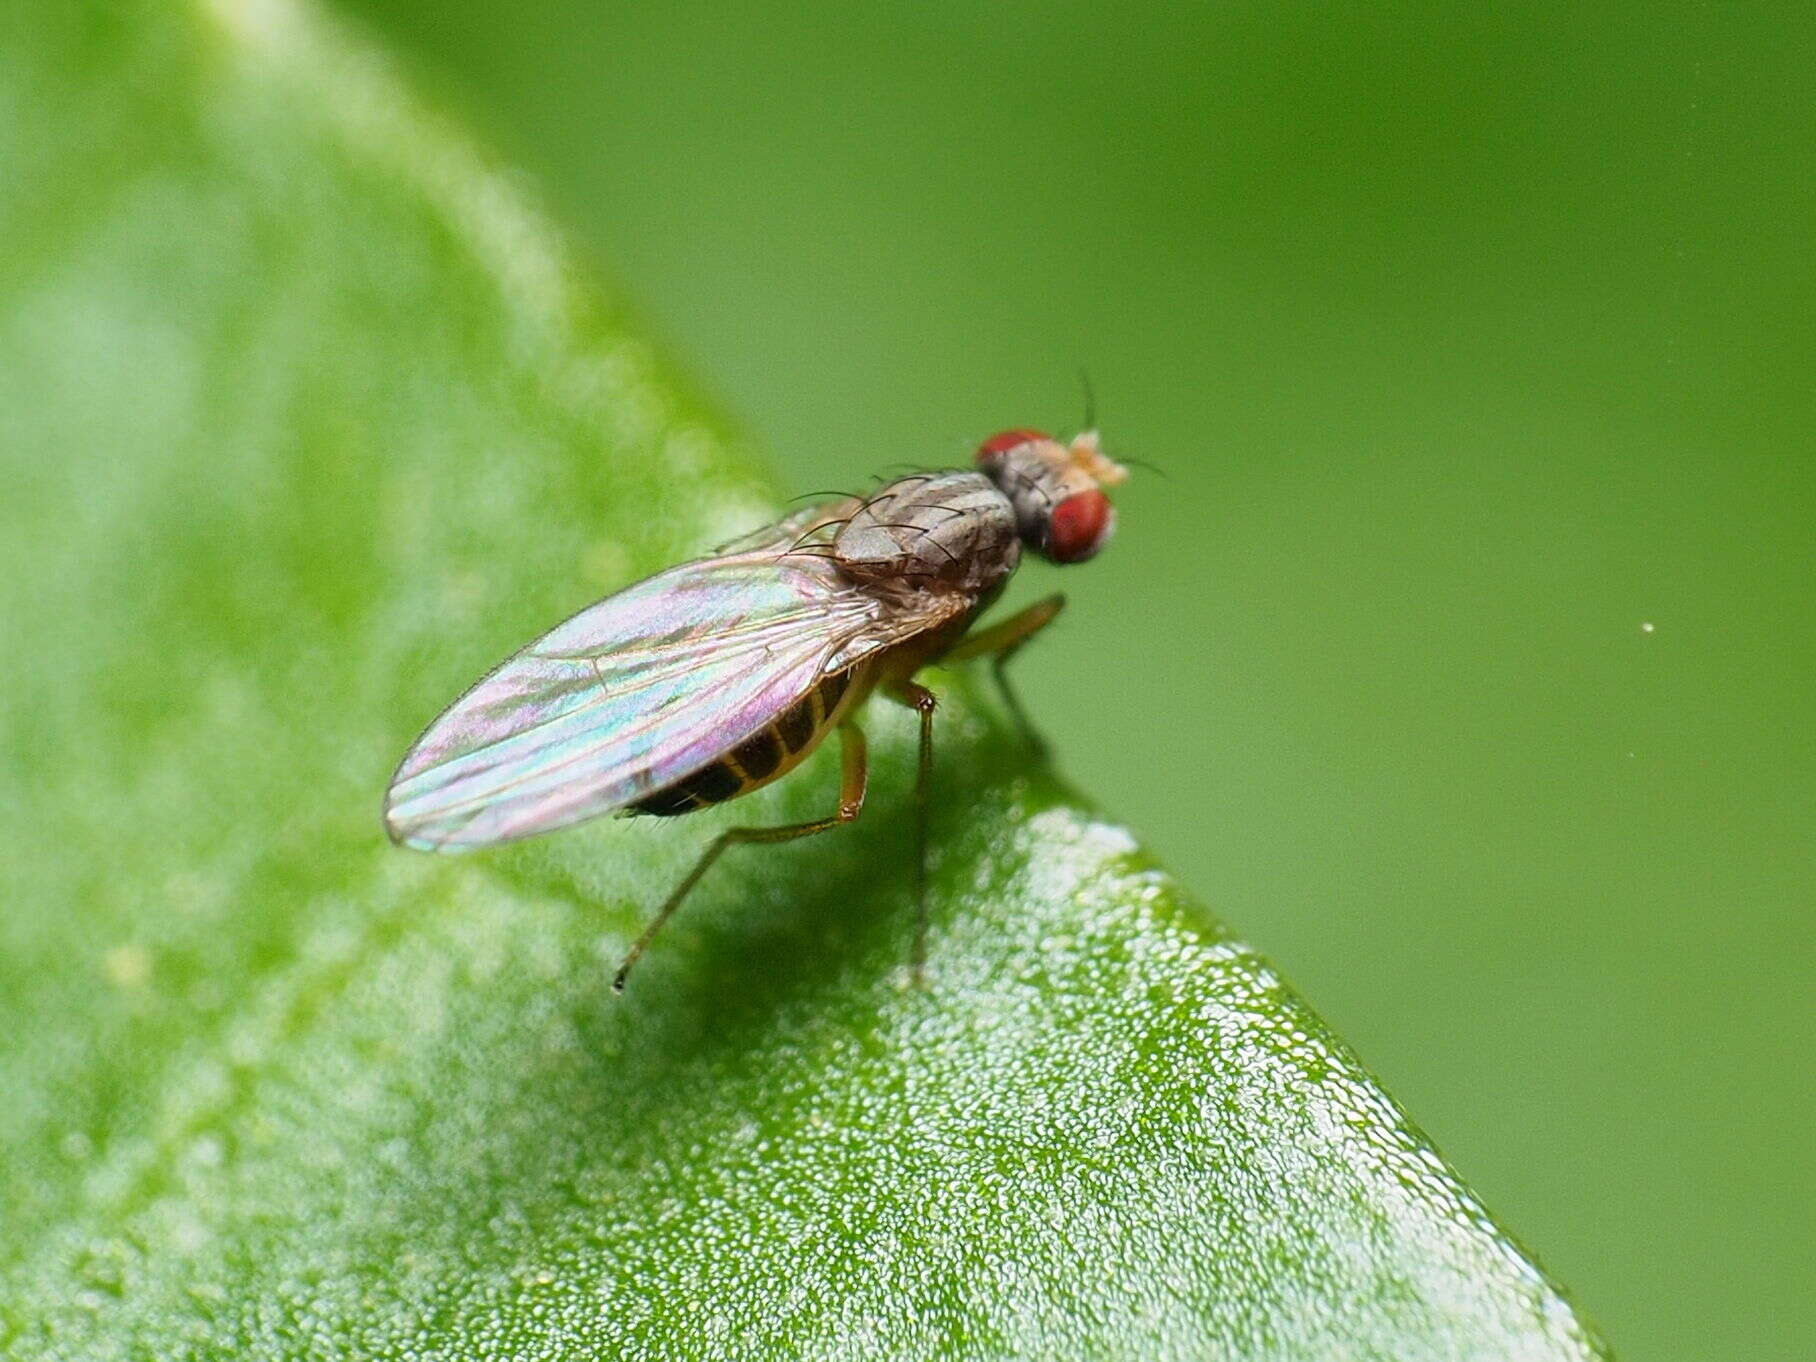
885;680;937;988
612;722;868;992
941;593;1065;755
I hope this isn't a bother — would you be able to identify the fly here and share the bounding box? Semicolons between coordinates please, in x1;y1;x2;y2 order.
383;429;1129;989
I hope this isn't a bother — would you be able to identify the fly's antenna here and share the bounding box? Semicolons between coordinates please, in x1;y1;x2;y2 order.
1077;368;1098;431
1117;455;1169;479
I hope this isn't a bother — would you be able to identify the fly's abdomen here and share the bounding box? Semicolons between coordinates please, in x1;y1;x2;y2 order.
630;666;858;817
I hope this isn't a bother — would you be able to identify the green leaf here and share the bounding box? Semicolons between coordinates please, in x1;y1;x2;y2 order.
0;3;1606;1357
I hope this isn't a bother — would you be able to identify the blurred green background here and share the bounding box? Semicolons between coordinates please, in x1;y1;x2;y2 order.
338;4;1812;1358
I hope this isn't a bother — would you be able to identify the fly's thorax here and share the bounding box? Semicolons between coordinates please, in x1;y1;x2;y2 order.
831;470;1021;593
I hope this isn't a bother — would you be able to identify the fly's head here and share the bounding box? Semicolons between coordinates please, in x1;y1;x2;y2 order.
975;429;1128;564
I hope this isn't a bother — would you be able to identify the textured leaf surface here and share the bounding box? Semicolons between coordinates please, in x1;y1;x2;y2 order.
0;3;1604;1357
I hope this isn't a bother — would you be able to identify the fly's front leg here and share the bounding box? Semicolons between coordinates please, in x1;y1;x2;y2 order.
612;722;869;992
885;680;937;988
941;593;1065;755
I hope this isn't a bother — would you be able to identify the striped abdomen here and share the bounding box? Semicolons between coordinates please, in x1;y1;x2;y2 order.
630;666;860;817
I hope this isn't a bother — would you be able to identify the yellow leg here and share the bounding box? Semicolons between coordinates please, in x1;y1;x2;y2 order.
885;680;937;987
612;722;869;992
941;593;1065;753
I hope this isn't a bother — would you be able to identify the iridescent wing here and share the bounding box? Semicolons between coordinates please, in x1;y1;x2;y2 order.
384;542;957;851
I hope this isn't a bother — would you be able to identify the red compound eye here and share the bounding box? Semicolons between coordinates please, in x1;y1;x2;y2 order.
975;428;1050;462
1046;488;1114;563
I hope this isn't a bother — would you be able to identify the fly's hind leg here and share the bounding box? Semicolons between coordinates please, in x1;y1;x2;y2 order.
941;593;1065;755
612;722;868;992
884;680;938;988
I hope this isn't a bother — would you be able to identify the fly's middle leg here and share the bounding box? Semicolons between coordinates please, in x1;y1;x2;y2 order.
612;721;869;992
942;592;1065;754
885;679;937;988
